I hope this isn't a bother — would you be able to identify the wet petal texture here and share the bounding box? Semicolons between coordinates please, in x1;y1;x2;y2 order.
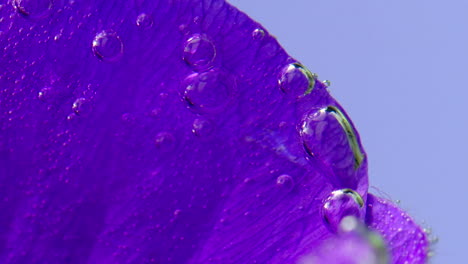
365;194;429;264
0;0;426;263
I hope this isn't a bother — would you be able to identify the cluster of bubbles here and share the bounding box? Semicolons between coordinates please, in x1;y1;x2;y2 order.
17;2;388;255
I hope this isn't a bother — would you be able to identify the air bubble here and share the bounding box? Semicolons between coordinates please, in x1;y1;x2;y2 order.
72;97;92;116
136;13;153;29
192;118;214;137
183;34;216;71
37;87;53;102
92;30;124;62
154;132;175;153
252;28;265;40
276;174;294;191
13;0;53;19
183;69;235;113
278;62;315;97
322;189;364;233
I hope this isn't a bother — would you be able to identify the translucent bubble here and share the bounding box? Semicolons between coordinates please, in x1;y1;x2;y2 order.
154;132;175;152
252;28;265;40
322;189;364;233
183;34;216;71
192;118;214;137
13;0;53;19
136;13;153;29
92;30;124;62
71;97;92;116
183;69;235;113
276;174;294;191
37;87;53;102
278;62;316;97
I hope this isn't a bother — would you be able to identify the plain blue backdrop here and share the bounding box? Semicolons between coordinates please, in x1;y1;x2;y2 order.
229;0;468;263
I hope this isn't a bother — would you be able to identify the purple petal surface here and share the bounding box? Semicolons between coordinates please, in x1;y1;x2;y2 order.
366;194;429;264
0;0;428;263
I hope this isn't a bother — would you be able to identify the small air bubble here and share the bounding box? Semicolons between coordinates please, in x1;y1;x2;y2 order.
192;118;214;137
276;174;294;191
92;30;124;62
37;87;53;102
252;28;265;40
183;34;216;71
136;13;153;29
72;97;92;116
154;132;176;152
182;69;235;113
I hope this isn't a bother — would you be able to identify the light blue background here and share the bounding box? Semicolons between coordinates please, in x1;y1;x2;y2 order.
229;0;468;263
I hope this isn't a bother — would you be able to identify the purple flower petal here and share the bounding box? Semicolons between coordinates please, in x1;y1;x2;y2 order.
366;194;429;264
0;0;429;263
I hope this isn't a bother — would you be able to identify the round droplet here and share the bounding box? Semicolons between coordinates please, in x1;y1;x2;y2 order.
183;34;216;70
183;69;235;113
252;28;265;40
192;118;214;137
13;0;53;19
92;30;124;62
322;189;364;233
323;80;331;87
72;97;92;116
276;174;294;191
136;13;153;29
154;132;176;153
278;63;315;97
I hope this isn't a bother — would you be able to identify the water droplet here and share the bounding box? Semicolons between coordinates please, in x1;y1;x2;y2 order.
322;189;364;233
183;34;216;71
13;0;53;19
323;80;331;87
183;69;235;113
300;106;364;172
252;28;265;40
92;30;124;62
276;174;294;191
192;118;214;137
278;62;315;97
72;97;92;116
154;132;175;152
136;13;153;29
